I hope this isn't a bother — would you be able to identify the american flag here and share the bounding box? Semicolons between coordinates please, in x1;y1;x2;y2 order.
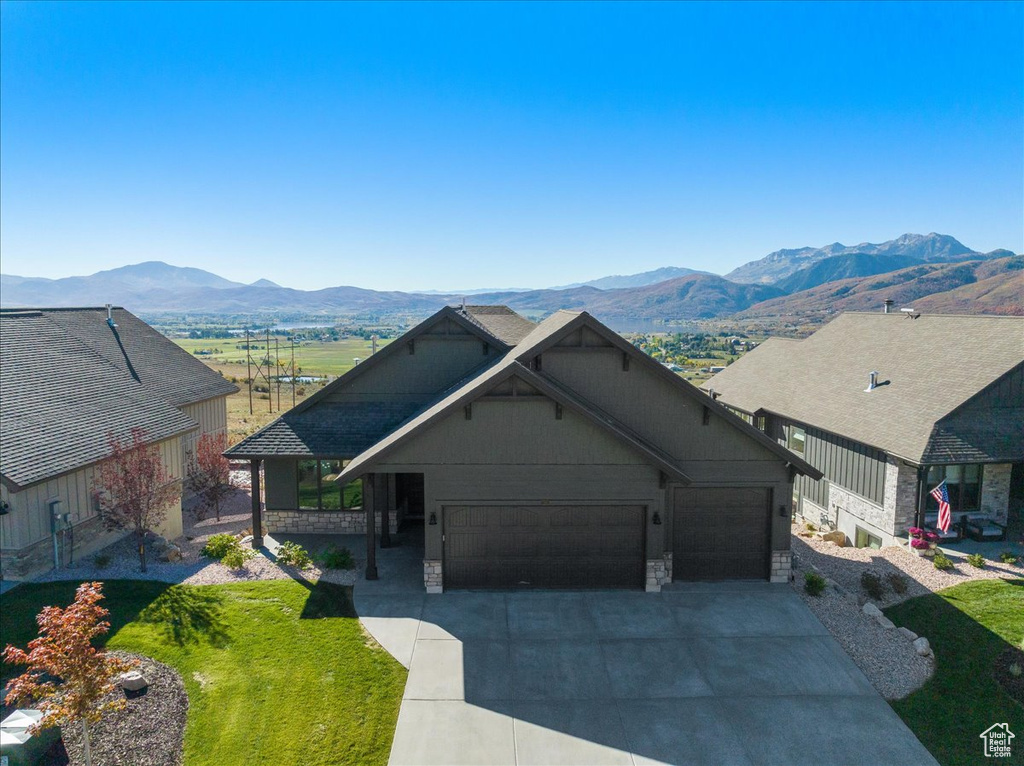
931;480;951;533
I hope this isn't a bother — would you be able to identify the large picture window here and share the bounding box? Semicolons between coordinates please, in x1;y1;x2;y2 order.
787;425;806;455
925;464;982;514
297;459;362;511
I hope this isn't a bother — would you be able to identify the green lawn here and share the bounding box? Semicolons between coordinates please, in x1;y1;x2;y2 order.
885;579;1024;766
174;336;390;378
1;579;406;766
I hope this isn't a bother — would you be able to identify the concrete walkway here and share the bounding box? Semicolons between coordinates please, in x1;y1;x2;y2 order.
353;545;937;766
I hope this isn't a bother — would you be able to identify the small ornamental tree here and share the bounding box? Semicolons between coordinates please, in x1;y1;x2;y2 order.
2;582;133;766
94;428;179;572
185;432;234;522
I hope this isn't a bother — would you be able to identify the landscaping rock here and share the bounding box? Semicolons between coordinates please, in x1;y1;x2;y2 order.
821;530;846;546
159;544;183;563
875;615;896;630
120;670;149;692
899;627;918;641
913;637;931;656
862;602;883;618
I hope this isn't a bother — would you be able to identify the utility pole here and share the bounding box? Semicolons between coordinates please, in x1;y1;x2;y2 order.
246;329;253;415
291;336;296;408
275;336;281;411
266;327;272;414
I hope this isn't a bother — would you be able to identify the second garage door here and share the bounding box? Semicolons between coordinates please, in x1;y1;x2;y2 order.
444;504;645;589
673;488;771;581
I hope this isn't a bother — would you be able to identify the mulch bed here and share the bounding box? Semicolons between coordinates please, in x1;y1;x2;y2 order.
994;644;1024;705
59;651;188;766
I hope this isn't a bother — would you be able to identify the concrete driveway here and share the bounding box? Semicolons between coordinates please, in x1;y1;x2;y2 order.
355;577;937;766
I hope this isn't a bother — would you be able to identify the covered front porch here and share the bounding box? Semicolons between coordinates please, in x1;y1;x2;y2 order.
246;459;425;584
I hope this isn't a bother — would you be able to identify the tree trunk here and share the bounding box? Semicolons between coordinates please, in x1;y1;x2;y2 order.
137;529;148;573
82;718;92;766
215;491;221;522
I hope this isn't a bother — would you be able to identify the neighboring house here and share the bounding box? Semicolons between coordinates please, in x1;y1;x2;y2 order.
703;311;1024;548
228;305;819;592
0;306;238;578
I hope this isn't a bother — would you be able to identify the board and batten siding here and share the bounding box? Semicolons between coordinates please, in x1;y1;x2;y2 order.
0;435;185;550
180;395;229;470
785;422;886;507
371;396;665;561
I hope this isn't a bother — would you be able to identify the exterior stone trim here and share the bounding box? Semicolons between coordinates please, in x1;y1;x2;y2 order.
423;559;443;593
1;516;129;580
770;550;791;583
645;553;673;592
981;463;1012;525
263;509;398;535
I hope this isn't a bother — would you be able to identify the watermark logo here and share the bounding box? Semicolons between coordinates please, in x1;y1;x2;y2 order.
980;723;1015;758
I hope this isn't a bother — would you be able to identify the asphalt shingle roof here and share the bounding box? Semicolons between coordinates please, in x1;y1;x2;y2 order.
0;310;202;489
459;305;538;345
703;313;1024;463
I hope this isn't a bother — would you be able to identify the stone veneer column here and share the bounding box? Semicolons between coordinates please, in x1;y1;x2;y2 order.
645;553;673;592
770;551;791;583
423;560;443;594
981;464;1013;524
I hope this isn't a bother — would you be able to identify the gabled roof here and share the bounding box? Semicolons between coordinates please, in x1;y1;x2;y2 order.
703;313;1024;464
0;310;203;490
334;358;693;485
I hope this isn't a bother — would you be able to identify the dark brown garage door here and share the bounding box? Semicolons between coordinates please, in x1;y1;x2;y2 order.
673;488;771;580
444;505;645;589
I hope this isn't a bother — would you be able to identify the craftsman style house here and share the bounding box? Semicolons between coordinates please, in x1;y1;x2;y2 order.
229;305;820;591
704;311;1024;548
0;307;238;578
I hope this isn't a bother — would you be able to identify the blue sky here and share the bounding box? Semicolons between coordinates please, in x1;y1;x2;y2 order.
1;1;1021;291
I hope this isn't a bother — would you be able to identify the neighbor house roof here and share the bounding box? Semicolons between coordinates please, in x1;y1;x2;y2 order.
702;312;1024;464
0;309;214;490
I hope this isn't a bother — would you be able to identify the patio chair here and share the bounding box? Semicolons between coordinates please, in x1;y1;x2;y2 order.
923;513;962;543
962;514;1007;543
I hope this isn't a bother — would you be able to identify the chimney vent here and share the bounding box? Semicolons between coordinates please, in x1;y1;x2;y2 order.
864;371;879;392
883;299;894;314
105;304;117;328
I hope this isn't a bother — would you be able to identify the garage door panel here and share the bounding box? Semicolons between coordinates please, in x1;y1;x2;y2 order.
444;504;645;589
673;488;770;581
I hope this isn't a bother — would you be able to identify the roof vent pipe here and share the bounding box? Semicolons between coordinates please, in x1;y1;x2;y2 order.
105;304;117;328
864;371;879;392
883;299;894;314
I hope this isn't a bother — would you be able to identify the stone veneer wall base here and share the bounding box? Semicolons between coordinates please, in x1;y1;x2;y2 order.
645;553;673;592
770;551;791;583
263;509;399;536
423;559;443;593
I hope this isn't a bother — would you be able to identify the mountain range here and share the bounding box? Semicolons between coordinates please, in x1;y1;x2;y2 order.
2;234;1019;325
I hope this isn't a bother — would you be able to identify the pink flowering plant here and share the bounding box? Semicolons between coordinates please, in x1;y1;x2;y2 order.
907;527;924;537
910;538;931;550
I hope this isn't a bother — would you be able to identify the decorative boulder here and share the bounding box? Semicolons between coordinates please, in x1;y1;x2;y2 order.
159;544;182;563
899;627;919;642
913;637;932;657
862;602;883;618
875;615;896;630
120;671;148;692
821;530;846;547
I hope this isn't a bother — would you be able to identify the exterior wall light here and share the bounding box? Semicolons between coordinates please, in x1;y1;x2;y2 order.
779;505;787;517
428;512;437;526
652;512;662;525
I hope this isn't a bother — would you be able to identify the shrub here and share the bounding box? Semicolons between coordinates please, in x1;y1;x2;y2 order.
805;522;817;532
860;571;886;600
318;545;355;570
885;572;908;595
276;541;312;569
967;553;986;569
803;571;826;596
221;546;255;571
999;551;1020;565
202;533;241;560
93;554;111;569
933;553;954;571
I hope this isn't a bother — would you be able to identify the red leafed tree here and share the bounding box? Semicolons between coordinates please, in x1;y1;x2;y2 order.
185;432;234;522
2;582;134;766
94;428;179;572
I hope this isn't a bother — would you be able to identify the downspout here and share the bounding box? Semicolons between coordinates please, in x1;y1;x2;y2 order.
914;465;927;532
49;500;62;569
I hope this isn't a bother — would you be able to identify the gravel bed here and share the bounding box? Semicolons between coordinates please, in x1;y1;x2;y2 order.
790;532;1023;701
60;651;187;766
793;534;1023;608
32;484;357;589
790;549;934;700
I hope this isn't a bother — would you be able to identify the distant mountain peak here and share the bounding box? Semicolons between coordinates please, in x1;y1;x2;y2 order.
250;278;280;288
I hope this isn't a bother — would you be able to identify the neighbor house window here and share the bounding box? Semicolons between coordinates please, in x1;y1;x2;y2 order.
925;464;982;514
787;425;806;455
297;459;362;511
855;527;882;550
